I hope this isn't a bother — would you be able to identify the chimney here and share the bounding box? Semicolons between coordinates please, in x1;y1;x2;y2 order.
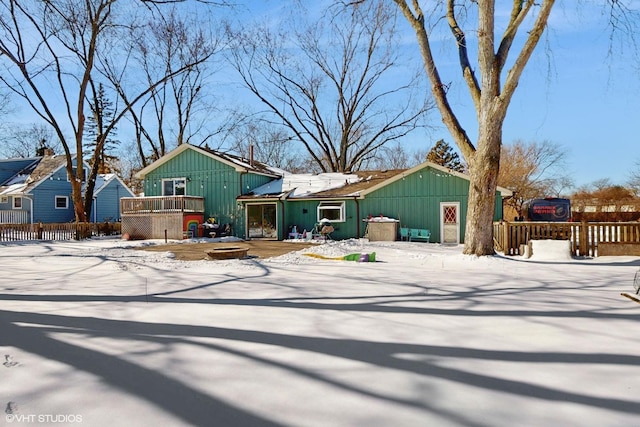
249;144;254;167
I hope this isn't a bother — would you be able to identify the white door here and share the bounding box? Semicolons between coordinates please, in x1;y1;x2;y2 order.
440;202;460;244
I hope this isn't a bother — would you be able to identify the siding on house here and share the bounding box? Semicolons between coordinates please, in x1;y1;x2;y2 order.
1;154;134;224
271;164;506;242
91;175;136;222
140;146;276;237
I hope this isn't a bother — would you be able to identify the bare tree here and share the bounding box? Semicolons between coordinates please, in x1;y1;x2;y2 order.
105;7;223;167
392;0;558;255
0;123;59;158
0;0;214;222
227;0;431;173
627;159;640;196
498;139;572;219
225;121;306;173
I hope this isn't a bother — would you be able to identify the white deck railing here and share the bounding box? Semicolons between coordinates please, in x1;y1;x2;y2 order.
120;196;205;214
0;210;28;224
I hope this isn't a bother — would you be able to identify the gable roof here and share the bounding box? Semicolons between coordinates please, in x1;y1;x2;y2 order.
93;173;136;197
135;143;286;179
0;154;91;196
0;156;67;196
0;157;41;186
239;161;512;200
22;155;69;193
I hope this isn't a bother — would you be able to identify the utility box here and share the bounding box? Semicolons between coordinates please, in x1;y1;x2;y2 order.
366;220;399;241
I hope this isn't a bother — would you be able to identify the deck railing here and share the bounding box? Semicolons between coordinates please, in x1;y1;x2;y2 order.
0;210;28;224
493;221;640;257
120;196;204;214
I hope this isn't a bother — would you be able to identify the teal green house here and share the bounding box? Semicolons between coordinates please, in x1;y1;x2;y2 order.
125;143;510;243
239;163;510;244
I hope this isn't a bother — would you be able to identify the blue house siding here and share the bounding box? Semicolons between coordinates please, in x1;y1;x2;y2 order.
91;178;135;222
2;155;133;224
30;179;75;223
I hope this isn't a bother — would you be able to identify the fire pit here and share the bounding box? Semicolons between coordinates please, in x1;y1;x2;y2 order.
205;246;249;260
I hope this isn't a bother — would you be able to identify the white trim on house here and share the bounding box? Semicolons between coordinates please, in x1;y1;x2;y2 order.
317;201;346;223
134;144;284;179
440;202;461;244
55;195;69;209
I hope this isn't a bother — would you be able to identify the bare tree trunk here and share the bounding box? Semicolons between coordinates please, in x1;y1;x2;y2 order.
464;127;502;255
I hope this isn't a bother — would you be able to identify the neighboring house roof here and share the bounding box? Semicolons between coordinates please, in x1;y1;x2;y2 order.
0;157;41;186
135;143;286;179
0;157;42;195
239;161;512;201
22;155;69;193
93;173;136;197
0;155;137;198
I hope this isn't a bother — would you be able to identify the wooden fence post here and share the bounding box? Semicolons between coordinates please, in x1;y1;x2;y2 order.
37;222;43;240
502;220;510;255
580;220;588;257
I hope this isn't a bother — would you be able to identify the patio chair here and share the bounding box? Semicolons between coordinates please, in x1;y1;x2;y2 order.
400;227;410;241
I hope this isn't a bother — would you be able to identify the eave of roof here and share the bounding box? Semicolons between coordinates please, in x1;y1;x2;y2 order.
134;143;285;179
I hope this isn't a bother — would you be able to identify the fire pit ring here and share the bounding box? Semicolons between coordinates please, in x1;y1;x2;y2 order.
205;246;249;260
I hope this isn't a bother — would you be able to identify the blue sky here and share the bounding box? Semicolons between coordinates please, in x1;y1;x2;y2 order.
396;1;640;189
3;1;637;190
232;1;639;189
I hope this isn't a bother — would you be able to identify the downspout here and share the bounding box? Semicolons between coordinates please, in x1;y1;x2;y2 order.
23;195;34;225
278;197;285;241
239;171;247;238
354;196;361;237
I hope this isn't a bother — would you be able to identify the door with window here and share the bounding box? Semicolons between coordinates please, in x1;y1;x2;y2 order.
440;202;460;244
247;204;277;239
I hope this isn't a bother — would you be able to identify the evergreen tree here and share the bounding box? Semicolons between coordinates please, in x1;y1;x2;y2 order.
426;139;465;172
84;83;119;174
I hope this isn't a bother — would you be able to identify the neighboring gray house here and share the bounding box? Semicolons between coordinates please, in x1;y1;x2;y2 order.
0;154;134;224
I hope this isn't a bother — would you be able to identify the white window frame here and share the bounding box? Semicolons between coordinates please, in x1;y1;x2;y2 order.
317;201;346;223
0;196;7;204
67;167;87;183
55;196;69;209
12;196;22;209
162;178;187;196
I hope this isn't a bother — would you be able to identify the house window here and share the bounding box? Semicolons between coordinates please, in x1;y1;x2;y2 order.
12;197;22;209
317;201;345;222
67;168;87;183
55;196;69;209
0;196;7;204
162;178;186;196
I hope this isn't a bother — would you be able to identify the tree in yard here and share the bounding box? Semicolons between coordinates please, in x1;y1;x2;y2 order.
84;82;120;174
497;139;572;220
390;0;558;255
627;159;640;197
0;123;59;158
227;0;432;173
104;7;223;168
426;139;465;172
572;182;638;221
225;121;306;173
0;0;214;222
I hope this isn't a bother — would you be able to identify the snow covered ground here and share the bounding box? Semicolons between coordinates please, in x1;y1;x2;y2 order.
1;237;639;427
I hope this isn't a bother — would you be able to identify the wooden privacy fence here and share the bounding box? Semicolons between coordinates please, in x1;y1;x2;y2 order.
0;222;121;243
493;221;640;257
